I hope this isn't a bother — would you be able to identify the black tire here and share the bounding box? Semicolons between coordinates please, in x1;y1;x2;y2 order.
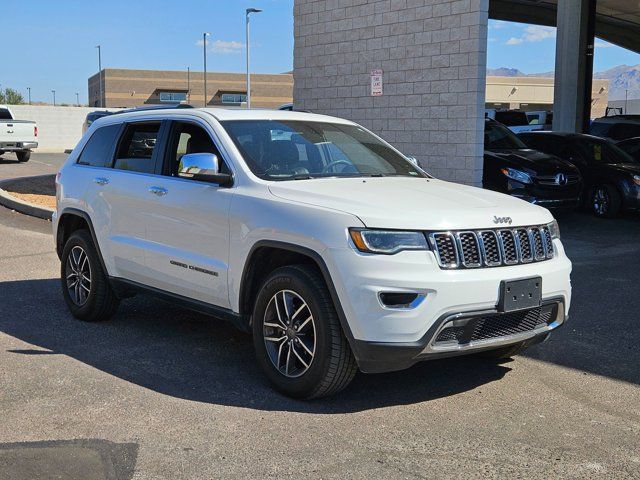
16;151;31;162
252;265;357;399
60;229;119;322
591;184;621;218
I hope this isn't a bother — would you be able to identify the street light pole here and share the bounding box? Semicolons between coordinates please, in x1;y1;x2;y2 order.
96;45;103;108
27;87;31;105
625;89;629;114
76;92;80;106
203;32;210;107
52;90;56;106
187;67;190;104
245;8;263;109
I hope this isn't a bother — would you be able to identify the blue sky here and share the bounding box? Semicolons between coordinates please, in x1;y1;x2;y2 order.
0;0;295;104
1;1;638;105
488;20;640;73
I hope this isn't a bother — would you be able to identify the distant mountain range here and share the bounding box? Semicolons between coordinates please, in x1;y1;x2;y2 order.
487;65;640;100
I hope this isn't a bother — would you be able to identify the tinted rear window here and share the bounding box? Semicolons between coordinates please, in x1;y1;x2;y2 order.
494;111;529;127
77;124;121;167
0;108;12;120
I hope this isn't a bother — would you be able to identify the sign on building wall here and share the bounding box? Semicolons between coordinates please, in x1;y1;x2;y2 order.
370;69;383;96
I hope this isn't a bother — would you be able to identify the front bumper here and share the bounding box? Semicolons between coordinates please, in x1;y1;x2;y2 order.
352;298;565;373
325;240;572;373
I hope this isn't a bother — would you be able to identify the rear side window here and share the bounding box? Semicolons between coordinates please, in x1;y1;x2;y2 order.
114;122;161;173
0;108;12;120
495;111;528;127
77;124;121;167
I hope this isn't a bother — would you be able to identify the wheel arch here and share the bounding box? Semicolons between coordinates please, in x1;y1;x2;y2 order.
56;208;108;274
239;240;358;352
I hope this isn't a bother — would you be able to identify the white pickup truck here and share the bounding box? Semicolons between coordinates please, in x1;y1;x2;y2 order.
0;105;38;162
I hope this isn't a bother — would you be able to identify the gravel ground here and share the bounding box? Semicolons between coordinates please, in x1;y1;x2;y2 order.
0;173;639;479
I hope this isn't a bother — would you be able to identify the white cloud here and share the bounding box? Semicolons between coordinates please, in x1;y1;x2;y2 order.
595;40;613;48
212;40;245;54
195;39;245;54
489;20;508;30
505;25;555;46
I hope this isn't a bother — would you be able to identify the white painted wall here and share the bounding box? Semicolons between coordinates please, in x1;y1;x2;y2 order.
7;105;120;153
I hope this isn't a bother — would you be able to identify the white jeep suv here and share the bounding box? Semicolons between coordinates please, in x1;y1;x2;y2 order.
53;107;572;398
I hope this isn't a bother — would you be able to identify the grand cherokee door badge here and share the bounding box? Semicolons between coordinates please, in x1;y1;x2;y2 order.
170;260;218;277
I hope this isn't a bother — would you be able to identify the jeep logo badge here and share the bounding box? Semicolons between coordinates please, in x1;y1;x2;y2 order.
493;216;512;225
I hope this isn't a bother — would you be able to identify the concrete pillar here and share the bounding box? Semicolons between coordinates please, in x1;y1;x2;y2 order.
552;0;596;133
293;0;489;186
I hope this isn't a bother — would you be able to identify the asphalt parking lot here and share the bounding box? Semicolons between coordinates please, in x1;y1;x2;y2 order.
0;155;639;479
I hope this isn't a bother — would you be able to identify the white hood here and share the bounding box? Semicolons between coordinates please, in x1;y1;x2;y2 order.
268;177;552;230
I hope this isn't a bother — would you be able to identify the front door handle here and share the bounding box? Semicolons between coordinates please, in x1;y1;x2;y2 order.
148;186;168;197
93;177;109;186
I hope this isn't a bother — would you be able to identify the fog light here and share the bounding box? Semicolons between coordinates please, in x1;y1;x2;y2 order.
379;292;422;308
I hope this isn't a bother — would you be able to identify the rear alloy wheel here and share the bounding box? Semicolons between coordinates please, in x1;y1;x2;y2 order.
591;184;621;218
60;230;119;322
252;265;357;399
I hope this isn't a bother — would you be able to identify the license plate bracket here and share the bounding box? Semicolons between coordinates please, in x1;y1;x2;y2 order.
498;277;542;312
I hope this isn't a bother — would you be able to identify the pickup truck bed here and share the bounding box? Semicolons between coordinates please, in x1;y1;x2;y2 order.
0;105;38;162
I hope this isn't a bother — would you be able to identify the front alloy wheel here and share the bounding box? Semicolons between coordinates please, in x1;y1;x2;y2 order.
263;290;316;378
592;186;609;216
252;265;357;399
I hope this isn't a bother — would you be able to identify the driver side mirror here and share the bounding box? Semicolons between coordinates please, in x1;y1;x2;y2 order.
178;153;232;187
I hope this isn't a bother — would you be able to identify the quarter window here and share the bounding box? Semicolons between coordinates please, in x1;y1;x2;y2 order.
221;93;247;104
77;124;121;167
159;92;187;103
114;122;161;173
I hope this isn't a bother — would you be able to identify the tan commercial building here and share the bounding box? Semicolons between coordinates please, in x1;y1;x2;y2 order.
486;76;610;118
88;68;293;109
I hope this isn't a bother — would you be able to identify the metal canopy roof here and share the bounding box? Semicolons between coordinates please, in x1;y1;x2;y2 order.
489;0;640;53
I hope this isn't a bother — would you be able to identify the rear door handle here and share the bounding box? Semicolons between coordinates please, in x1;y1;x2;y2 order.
93;177;109;186
148;186;168;197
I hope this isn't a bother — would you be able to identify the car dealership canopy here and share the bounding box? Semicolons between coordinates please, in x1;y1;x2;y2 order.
293;0;639;186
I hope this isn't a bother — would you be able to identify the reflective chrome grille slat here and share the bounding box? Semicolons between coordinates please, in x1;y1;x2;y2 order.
430;225;555;269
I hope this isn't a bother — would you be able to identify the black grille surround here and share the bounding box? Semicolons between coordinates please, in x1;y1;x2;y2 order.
428;225;555;269
433;304;557;346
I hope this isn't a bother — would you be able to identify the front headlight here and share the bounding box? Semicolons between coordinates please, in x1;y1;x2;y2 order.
501;167;533;185
547;219;561;240
349;228;428;254
632;175;640;186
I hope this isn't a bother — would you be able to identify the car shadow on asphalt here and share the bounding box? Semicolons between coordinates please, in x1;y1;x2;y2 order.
0;278;513;413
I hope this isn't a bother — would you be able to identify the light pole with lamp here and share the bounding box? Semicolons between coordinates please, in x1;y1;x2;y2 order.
203;33;210;107
27;87;31;105
51;90;56;106
95;45;103;108
245;8;262;108
76;92;80;106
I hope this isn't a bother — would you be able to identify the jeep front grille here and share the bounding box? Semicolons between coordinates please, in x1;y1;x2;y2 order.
428;225;555;269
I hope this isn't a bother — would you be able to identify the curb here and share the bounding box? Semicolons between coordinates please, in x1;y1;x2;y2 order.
0;175;55;221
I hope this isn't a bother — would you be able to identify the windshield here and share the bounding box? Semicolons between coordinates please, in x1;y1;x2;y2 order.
484;121;528;150
221;120;425;180
583;138;638;164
